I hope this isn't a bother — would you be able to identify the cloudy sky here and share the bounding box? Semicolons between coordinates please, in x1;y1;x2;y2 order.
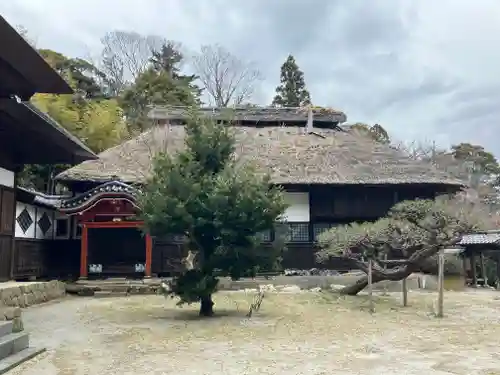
2;0;500;155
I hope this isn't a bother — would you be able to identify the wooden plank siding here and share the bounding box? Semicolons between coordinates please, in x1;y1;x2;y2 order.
13;239;46;279
0;186;15;280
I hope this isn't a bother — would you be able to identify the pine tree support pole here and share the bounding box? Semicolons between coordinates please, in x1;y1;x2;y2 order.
402;277;408;307
480;251;487;287
368;258;374;314
437;249;445;318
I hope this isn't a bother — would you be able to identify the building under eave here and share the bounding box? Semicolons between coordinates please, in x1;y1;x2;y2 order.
0;15;97;281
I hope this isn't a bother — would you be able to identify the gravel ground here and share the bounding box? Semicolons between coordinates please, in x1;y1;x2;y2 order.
6;288;500;375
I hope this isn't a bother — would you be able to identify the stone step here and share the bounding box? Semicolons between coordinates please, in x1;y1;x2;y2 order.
93;291;131;298
0;332;29;361
0;347;45;374
0;323;12;339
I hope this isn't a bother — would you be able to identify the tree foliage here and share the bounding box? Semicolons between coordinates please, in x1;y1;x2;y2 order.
137;111;287;316
451;142;500;175
38;49;108;99
316;193;498;295
119;42;202;132
19;48;128;191
272;54;311;107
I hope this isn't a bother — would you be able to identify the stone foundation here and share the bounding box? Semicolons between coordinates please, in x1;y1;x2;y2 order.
0;281;66;308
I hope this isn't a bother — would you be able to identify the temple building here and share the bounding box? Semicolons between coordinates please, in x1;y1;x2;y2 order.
34;106;464;281
0;15;467;281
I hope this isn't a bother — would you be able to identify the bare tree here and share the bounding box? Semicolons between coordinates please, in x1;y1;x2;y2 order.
15;25;37;47
396;140;500;209
192;44;263;107
99;31;165;95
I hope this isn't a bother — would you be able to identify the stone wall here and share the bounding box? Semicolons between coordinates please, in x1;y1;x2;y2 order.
0;281;66;333
0;281;66;308
218;273;466;292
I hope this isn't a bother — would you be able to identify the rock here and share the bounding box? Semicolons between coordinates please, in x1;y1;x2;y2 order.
259;284;276;292
78;288;95;297
10;287;22;298
243;288;258;294
330;284;345;291
279;285;302;293
283;269;341;277
309;268;321;276
310;287;322;293
12;317;23;332
3;307;21;320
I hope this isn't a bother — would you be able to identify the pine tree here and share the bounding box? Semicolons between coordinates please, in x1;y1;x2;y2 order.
272;55;311;107
138;112;287;316
119;42;203;132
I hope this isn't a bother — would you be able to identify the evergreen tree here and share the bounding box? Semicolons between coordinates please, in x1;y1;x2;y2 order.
272;55;311;107
120;42;202;132
138;111;287;316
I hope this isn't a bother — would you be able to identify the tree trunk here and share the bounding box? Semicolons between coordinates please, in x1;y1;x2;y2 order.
199;295;214;316
340;266;414;296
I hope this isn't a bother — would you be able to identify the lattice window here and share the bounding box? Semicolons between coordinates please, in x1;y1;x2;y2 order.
38;212;52;236
16;208;33;234
313;223;335;241
286;223;310;242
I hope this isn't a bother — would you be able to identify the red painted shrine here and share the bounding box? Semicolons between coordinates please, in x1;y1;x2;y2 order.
59;181;152;279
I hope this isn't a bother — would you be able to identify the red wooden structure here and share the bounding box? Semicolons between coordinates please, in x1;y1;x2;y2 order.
59;181;151;279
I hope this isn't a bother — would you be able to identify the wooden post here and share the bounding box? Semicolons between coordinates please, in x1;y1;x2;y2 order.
368;258;374;314
480;252;487;287
402;277;408;307
145;233;153;278
471;254;478;287
437;249;445;318
79;223;88;279
462;256;468;287
383;254;388;295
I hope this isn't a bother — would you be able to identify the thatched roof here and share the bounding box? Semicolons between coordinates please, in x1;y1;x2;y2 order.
148;105;347;124
57;122;464;186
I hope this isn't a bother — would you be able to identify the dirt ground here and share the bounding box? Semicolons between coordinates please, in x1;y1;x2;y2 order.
7;288;500;375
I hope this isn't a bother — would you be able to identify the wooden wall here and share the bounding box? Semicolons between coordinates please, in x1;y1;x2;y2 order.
12;239;80;281
0;186;15;281
7;183;459;280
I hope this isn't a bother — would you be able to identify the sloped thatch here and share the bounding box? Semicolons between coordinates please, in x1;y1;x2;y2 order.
57;123;464;187
148;105;347;124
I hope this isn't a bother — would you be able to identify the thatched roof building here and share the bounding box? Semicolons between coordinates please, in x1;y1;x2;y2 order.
56;106;463;187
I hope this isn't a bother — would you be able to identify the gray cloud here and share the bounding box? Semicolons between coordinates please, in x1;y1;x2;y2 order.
2;0;500;156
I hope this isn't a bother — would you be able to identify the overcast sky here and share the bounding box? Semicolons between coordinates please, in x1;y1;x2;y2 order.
2;0;500;155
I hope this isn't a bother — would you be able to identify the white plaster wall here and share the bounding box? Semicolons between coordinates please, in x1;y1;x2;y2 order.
15;202;36;238
0;167;14;188
35;207;54;240
282;192;310;222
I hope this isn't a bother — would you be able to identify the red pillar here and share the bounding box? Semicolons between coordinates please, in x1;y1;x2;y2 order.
145;233;152;277
80;224;88;279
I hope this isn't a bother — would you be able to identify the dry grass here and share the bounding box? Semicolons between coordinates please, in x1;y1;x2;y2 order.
10;289;500;375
